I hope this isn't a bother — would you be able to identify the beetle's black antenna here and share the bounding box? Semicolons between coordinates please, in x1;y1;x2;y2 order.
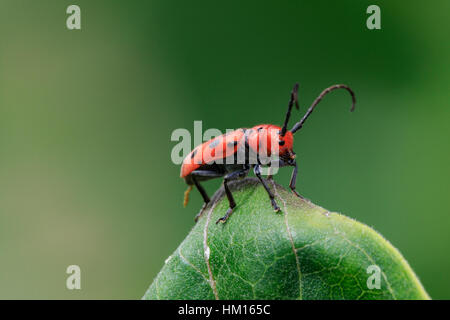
281;83;300;136
290;84;356;134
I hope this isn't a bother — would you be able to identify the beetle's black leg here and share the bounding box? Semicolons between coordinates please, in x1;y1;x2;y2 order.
216;167;249;224
254;164;280;212
192;176;211;222
266;164;274;180
216;180;236;224
289;160;304;199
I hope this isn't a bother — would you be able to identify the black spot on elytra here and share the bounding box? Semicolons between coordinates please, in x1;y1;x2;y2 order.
209;138;221;149
279;140;285;146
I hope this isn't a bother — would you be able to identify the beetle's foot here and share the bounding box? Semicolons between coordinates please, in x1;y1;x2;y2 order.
271;199;281;212
216;207;233;224
291;188;312;203
194;202;209;223
291;188;304;199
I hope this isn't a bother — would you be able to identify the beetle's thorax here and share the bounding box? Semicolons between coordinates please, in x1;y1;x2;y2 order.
247;124;294;158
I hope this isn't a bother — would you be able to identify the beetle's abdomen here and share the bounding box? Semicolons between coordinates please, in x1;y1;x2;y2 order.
180;129;246;178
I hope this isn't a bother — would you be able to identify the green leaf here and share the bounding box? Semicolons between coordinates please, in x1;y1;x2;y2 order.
143;178;430;300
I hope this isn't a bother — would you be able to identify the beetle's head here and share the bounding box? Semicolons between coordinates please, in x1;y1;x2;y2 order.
277;130;296;163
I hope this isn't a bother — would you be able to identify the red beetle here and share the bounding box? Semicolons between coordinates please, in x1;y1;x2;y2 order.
181;84;356;224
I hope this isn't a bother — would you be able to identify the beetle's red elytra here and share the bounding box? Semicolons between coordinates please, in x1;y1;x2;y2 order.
181;83;356;224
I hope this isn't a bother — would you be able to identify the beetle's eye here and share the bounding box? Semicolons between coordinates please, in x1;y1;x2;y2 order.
279;140;285;146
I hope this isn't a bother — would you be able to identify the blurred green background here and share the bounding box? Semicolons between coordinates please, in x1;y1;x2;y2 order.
0;0;449;299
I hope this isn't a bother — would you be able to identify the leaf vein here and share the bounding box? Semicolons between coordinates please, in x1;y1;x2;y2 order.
270;180;303;300
334;229;397;299
203;199;220;299
178;248;210;284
